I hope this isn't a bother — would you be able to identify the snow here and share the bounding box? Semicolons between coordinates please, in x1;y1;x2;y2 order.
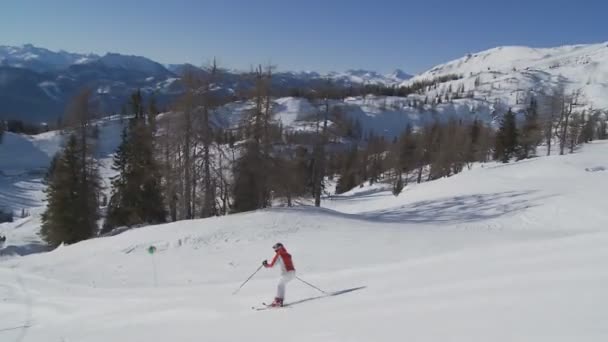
404;42;608;109
0;132;58;174
1;135;608;341
38;81;62;101
273;97;317;126
327;69;412;86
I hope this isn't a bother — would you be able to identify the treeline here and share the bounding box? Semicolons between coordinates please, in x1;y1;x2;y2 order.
331;118;493;195
39;67;608;247
360;74;464;98
495;89;607;163
0;119;52;138
285;74;464;100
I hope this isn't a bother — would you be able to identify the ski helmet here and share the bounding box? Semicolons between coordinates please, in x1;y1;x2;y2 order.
272;242;284;250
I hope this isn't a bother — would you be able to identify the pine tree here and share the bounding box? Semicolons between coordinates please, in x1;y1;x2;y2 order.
104;129;131;229
494;109;519;163
580;112;596;143
392;172;404;196
41;134;100;247
232;140;270;211
104;91;166;233
232;64;275;213
335;146;360;194
466;118;481;164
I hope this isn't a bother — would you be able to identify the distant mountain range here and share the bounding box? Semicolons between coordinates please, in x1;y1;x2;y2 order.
0;44;412;122
3;42;608;124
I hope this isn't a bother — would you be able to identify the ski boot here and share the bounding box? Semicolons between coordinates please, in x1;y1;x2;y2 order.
270;297;284;307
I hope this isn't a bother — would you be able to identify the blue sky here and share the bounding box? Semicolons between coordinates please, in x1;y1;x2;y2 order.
1;0;607;73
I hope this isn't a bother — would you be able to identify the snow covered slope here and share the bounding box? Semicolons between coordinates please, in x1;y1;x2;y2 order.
404;42;608;109
328;68;412;85
213;95;494;138
1;140;607;341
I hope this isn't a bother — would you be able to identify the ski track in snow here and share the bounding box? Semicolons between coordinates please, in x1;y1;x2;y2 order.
1;135;608;340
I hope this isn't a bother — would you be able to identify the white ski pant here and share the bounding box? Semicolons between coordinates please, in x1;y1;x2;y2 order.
276;271;296;299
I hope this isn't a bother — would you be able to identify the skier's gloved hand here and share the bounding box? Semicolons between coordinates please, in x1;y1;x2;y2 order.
262;260;268;267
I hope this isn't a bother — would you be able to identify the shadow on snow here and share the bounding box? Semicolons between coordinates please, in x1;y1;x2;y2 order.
286;286;367;307
272;190;554;225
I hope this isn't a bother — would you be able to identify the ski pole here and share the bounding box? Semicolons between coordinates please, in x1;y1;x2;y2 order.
232;264;264;295
296;276;328;295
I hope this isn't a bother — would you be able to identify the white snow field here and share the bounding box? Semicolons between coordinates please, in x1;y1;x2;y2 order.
1;140;608;341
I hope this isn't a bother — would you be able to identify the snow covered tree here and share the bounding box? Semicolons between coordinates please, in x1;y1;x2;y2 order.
494;109;519;163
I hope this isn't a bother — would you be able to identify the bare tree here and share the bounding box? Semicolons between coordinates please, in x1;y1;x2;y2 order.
169;69;205;219
556;89;583;155
567;111;583;153
198;59;220;218
539;87;564;156
311;79;333;207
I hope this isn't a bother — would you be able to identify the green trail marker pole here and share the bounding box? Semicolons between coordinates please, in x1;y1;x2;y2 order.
148;245;158;287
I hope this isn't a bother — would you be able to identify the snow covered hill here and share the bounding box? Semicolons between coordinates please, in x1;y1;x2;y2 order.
1;138;607;341
403;42;608;109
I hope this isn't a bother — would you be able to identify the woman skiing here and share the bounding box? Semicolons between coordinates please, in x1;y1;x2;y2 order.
262;242;295;307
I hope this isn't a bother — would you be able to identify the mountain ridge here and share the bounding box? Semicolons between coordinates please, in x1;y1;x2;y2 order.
2;42;608;123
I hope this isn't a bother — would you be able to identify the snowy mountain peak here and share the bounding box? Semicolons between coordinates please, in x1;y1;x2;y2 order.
95;53;172;77
415;42;608;78
326;68;411;86
387;69;412;82
0;44;98;72
402;41;608;109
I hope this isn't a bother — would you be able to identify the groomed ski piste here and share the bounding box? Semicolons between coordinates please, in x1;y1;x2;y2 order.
1;140;608;341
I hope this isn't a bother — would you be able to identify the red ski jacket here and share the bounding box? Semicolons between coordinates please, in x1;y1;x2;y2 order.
265;247;295;273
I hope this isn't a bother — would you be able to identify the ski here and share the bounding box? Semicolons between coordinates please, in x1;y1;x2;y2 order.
252;286;366;310
252;303;290;311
